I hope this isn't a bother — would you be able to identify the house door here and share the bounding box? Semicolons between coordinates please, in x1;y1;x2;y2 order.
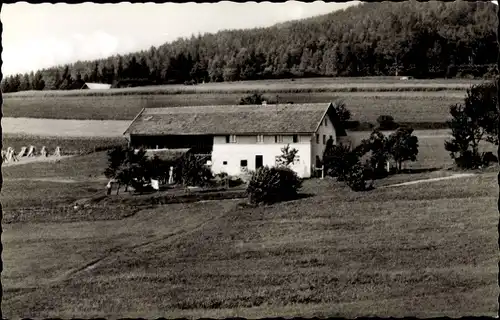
255;155;263;169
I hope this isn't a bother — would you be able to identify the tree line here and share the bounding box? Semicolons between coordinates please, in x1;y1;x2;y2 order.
2;1;498;93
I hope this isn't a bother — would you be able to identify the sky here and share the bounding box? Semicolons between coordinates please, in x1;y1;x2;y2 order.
1;1;360;76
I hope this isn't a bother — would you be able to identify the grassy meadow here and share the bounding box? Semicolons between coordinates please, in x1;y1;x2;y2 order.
3;92;463;125
2;77;497;317
2;134;498;317
4;77;485;98
3;77;475;126
2;153;498;317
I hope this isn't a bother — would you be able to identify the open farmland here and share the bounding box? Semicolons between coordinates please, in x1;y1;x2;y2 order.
3;134;126;155
2;168;497;317
2;118;130;137
1;118;497;317
5;77;485;98
3;92;463;125
349;130;497;171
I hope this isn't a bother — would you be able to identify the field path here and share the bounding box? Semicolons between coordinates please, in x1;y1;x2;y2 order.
383;173;476;188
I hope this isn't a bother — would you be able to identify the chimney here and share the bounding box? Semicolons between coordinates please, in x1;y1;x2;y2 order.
262;101;267;106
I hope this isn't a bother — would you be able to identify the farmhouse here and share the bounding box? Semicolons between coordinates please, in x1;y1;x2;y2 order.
124;102;347;178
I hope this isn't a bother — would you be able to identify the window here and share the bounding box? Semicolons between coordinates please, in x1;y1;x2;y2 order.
256;134;264;143
324;118;328;126
293;134;298;143
329;135;333;141
240;160;248;167
323;135;326;144
316;134;320;144
226;135;236;143
223;161;228;165
275;135;283;143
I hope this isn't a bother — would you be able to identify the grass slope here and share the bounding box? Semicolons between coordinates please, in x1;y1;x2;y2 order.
2;152;110;215
3;174;497;318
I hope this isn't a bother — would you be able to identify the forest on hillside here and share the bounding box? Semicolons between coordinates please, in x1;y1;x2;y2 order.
1;1;498;93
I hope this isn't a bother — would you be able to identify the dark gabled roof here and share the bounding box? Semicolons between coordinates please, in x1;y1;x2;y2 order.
124;103;344;136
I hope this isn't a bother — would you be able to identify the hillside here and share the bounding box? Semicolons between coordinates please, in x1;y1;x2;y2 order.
1;0;497;93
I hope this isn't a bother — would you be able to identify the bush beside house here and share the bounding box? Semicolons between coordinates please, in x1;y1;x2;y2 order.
246;166;302;205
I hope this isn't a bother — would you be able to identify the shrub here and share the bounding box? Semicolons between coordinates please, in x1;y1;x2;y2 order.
376;115;399;130
104;146;126;179
115;148;151;194
481;151;498;167
214;172;229;182
228;176;244;188
246;166;302;204
239;92;276;105
453;150;483;169
323;144;359;181
179;153;214;187
103;147;152;194
344;162;372;192
213;173;245;188
147;154;174;184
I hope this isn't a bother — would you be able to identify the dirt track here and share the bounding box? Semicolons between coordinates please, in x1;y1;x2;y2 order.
384;173;476;188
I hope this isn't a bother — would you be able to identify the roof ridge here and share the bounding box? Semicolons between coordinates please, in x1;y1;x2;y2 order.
146;102;327;107
144;103;329;111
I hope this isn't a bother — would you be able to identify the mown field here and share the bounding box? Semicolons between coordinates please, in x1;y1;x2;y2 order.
3;92;463;124
3;134;127;155
5;77;485;98
2;152;498;317
2;78;477;135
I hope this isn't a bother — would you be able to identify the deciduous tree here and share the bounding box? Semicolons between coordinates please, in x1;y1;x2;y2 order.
386;126;419;172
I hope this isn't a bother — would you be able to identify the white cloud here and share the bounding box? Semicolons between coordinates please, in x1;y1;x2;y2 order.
76;31;121;60
2;31;134;75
